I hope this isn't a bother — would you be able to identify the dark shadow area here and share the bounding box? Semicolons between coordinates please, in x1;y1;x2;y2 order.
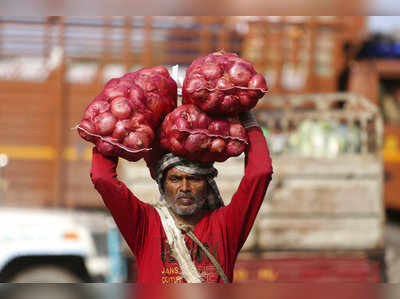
386;209;400;224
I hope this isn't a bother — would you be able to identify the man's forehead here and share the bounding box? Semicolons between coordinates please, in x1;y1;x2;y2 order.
166;167;203;178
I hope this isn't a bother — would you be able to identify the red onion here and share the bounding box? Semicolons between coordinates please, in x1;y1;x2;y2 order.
143;79;157;92
94;112;117;136
197;113;211;129
176;118;190;131
110;97;132;119
78;119;97;142
118;80;132;89
220;95;240;114
104;85;127;100
128;85;145;102
128;96;147;112
170;129;188;142
226;140;246;156
164;122;176;136
184;133;210;152
238;90;254;107
135;124;155;142
195;91;219;112
169;137;185;153
210;138;226;153
145;92;164;119
229;123;246;139
112;120;131;141
123;132;149;150
152;66;170;78
186;104;201;118
192;89;208;101
185;76;207;94
216;77;234;90
228;63;252;86
208;121;230;135
136;132;152;148
248;73;267;90
96;137;117;156
83;101;110;120
129;113;146;128
105;78;120;89
201;63;223;80
248;73;267;98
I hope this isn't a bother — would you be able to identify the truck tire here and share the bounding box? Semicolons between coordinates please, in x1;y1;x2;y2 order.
10;265;83;283
2;284;92;299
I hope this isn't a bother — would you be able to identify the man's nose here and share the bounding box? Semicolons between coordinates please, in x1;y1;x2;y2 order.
181;178;191;192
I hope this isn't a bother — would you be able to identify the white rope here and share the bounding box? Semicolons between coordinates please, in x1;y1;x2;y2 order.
154;204;203;283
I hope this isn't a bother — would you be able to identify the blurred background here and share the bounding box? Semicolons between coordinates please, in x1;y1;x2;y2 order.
0;16;399;284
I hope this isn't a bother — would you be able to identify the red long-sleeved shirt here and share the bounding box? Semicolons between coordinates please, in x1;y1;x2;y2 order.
90;127;272;283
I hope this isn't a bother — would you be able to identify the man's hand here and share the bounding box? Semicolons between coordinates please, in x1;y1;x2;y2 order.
92;147;118;163
144;141;165;180
239;111;259;129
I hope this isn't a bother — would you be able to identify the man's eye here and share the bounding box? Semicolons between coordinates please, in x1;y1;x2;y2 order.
190;177;202;182
169;177;179;182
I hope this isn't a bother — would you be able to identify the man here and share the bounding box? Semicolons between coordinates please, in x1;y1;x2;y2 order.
90;112;273;283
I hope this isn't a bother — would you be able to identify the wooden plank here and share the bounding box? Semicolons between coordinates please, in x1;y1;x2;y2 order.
2;160;53;206
0;104;52;115
50;64;67;207
272;156;382;177
374;59;400;78
142;16;152;68
199;16;213;56
152;40;202;50
234;256;381;282
0;146;55;159
161;27;201;38
383;161;400;210
257;217;384;250
0;82;55;145
63;160;101;208
215;155;382;187
262;178;382;215
0;81;48;92
0;134;50;146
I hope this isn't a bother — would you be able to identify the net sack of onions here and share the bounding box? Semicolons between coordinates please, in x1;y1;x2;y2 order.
159;104;248;163
182;51;268;115
77;66;177;161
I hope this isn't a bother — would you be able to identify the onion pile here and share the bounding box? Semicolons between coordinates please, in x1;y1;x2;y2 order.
159;104;248;163
182;51;268;115
77;66;177;161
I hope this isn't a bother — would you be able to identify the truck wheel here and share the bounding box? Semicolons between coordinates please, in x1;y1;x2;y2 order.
10;265;82;283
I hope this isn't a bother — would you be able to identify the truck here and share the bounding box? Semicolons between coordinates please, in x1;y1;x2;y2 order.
0;157;116;283
0;208;103;282
231;92;386;282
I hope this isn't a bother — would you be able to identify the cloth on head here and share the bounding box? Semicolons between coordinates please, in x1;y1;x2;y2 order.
155;152;224;211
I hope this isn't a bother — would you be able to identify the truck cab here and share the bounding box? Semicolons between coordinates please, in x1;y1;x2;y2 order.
0;207;108;282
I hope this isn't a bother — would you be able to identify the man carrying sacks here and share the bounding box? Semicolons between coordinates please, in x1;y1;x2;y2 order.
85;52;273;283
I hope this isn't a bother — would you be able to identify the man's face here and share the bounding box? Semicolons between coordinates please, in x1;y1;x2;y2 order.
163;167;208;216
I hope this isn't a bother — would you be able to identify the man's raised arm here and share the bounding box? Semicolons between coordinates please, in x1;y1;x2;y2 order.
90;148;149;255
220;112;273;251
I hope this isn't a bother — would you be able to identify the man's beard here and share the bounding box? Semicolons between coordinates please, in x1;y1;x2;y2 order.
167;192;206;216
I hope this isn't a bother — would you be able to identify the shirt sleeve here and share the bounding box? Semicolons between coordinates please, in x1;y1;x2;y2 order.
218;126;273;253
90;148;149;256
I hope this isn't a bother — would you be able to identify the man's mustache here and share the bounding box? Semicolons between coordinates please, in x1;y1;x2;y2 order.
175;192;196;201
